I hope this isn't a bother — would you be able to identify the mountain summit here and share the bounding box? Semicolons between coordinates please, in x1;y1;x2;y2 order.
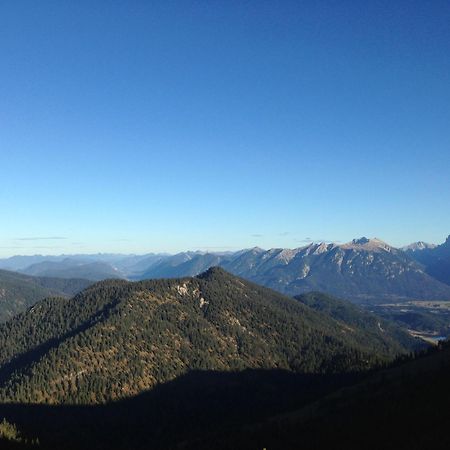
342;237;394;252
404;235;450;286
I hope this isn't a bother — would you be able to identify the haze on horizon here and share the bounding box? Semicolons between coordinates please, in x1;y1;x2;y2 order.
1;1;449;257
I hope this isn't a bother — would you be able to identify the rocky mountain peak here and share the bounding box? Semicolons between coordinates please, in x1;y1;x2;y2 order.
352;237;370;245
342;237;392;252
402;241;437;252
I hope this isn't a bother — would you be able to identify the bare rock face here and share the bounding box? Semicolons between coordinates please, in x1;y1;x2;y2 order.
217;238;450;302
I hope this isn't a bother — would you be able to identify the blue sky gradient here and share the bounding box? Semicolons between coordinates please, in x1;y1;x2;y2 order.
1;0;449;256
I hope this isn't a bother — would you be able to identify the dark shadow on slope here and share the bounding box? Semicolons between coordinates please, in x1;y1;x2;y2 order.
2;345;450;450
0;369;362;450
0;438;33;450
3;344;450;450
187;344;450;450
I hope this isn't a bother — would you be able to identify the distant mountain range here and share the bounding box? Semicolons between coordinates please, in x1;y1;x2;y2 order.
221;238;450;302
1;236;450;306
21;259;126;281
0;252;168;277
403;235;450;286
138;236;450;302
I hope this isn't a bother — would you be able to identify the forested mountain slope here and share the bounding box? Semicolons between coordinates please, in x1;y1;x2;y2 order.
0;334;446;450
294;291;416;352
0;268;417;405
0;269;91;322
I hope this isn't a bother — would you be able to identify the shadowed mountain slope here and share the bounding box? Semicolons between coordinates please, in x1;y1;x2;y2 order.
0;344;448;450
191;341;450;450
404;235;450;286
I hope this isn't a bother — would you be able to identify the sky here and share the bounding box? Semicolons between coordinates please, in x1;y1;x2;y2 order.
1;0;449;256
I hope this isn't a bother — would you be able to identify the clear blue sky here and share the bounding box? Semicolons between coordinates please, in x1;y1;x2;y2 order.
1;0;449;256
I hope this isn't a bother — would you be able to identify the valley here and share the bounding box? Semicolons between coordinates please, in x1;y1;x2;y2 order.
369;299;450;343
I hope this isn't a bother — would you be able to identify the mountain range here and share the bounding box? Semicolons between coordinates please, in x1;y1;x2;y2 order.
218;238;450;302
1;236;450;324
21;259;125;281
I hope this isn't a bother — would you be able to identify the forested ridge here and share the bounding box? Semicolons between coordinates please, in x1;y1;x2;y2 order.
0;268;416;404
0;269;92;323
294;291;417;351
